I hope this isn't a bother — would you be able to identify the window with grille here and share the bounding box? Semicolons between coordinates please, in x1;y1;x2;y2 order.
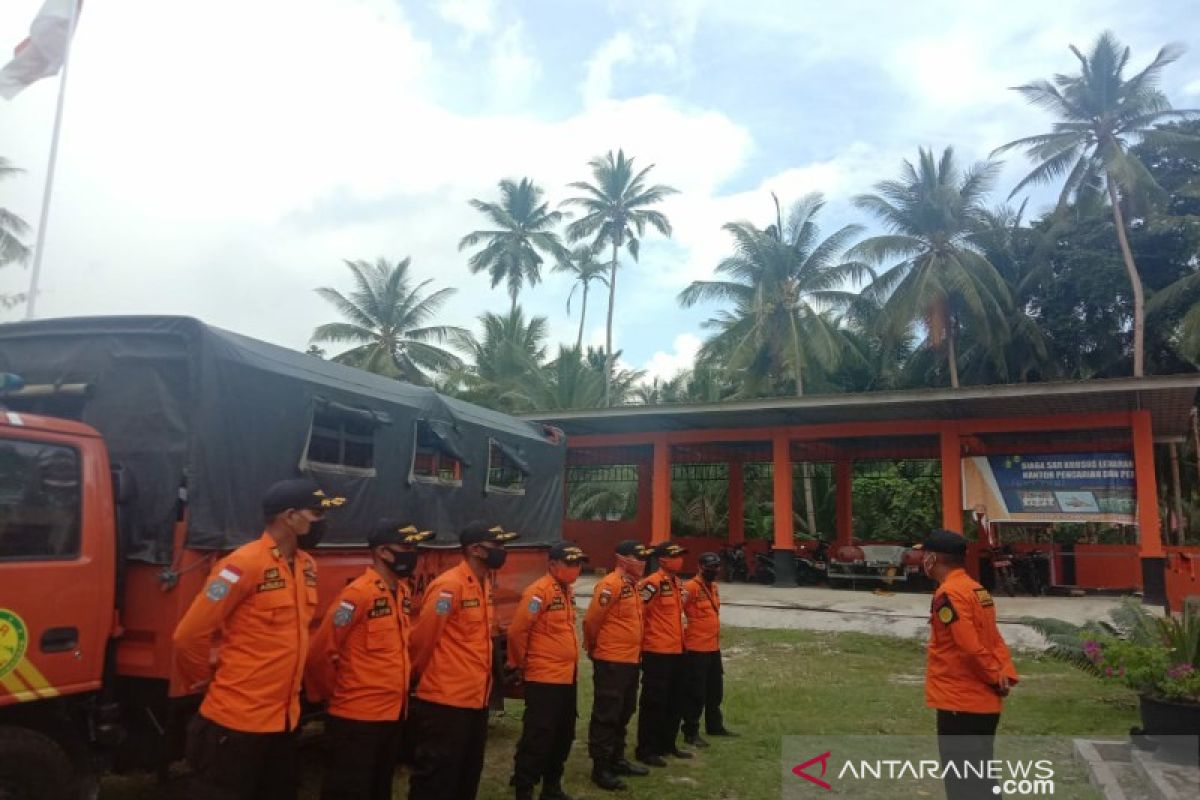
300;401;385;477
486;439;529;495
410;420;464;486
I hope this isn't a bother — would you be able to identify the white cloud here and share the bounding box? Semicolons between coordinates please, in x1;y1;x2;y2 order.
1184;78;1200;97
489;22;541;105
581;32;638;106
435;0;497;42
642;333;702;382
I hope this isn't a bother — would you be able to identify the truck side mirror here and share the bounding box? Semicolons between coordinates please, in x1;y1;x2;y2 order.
111;464;137;506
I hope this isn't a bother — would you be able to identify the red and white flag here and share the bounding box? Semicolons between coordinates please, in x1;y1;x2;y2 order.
0;0;80;101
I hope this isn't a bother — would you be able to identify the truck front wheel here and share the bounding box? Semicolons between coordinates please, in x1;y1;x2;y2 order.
0;725;82;800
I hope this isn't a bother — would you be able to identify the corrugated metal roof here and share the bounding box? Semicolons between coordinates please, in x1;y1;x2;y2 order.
528;376;1200;438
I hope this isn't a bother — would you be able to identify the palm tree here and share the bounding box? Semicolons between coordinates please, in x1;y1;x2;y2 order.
555;244;610;350
459;177;570;311
450;306;549;411
994;31;1199;377
562;150;678;406
681;193;866;539
851;147;1011;388
312;257;466;384
679;193;868;396
0;157;30;268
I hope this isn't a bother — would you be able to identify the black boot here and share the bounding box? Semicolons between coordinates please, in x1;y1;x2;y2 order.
666;745;694;759
684;733;710;748
591;762;626;792
613;757;649;777
515;784;535;800
708;728;738;737
635;750;668;768
539;782;576;800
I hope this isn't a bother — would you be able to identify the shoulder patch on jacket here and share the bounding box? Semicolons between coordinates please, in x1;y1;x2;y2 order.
333;600;356;627
640;583;658;603
528;595;544;613
435;589;454;615
932;593;958;625
974;588;994;607
598;587;613;606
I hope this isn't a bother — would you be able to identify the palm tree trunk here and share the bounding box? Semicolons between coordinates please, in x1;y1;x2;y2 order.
791;327;819;540
1106;179;1145;377
947;320;960;389
576;282;588;351
604;239;619;407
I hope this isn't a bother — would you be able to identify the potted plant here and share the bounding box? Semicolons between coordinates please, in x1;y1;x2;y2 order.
1025;599;1199;747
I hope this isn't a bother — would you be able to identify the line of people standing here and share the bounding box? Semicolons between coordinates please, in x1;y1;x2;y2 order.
172;478;733;800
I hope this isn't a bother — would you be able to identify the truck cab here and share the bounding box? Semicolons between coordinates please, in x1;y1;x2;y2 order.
0;401;120;799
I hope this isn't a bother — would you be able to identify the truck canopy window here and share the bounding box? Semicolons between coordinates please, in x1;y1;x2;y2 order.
410;419;465;486
0;439;82;560
486;439;529;495
301;400;385;476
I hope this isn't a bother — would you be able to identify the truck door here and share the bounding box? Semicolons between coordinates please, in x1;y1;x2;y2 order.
0;424;114;705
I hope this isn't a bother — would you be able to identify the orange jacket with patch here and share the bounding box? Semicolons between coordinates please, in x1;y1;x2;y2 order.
506;573;579;685
305;567;413;722
638;569;686;655
925;568;1019;714
409;561;493;710
583;570;643;664
682;575;721;652
173;532;318;733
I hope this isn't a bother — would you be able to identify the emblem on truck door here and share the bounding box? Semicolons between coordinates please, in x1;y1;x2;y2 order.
0;608;29;679
0;608;57;703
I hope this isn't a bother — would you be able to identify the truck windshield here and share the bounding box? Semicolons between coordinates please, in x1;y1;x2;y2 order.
0;438;81;560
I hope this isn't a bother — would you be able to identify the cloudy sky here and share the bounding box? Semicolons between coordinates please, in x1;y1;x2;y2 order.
2;0;1198;381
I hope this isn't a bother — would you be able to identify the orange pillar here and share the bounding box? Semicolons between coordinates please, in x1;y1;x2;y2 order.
772;433;797;586
835;457;853;547
728;461;745;545
1132;410;1166;605
651;437;671;544
940;426;963;533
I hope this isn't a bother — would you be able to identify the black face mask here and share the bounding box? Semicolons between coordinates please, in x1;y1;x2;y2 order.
701;568;720;582
384;550;419;579
482;547;508;570
298;518;327;551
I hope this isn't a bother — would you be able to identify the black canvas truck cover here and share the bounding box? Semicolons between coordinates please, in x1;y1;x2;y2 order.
0;316;567;563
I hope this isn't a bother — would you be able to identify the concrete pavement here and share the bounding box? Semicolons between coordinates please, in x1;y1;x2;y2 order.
573;574;1134;651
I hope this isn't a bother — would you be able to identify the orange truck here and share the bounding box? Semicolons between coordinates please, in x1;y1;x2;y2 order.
0;316;567;799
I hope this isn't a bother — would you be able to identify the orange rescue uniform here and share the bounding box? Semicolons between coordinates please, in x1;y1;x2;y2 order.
173;532;318;733
583;570;643;663
506;573;579;684
409;561;493;709
637;569;686;655
305;566;414;721
925;568;1019;714
682;575;721;652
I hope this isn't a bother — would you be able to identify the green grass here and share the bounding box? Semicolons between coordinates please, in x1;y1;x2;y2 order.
101;628;1138;799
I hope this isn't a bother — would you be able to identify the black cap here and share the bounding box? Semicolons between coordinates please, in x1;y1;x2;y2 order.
460;521;520;546
262;478;346;517
368;518;434;548
615;540;653;559
654;540;688;557
914;529;968;556
549;542;589;564
698;552;720;569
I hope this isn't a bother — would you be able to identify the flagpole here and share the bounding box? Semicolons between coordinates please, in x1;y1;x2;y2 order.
24;1;79;320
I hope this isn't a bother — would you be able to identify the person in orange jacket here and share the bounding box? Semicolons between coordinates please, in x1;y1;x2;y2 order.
635;540;692;767
173;478;346;800
306;519;433;800
507;542;589;800
407;521;518;800
680;552;735;749
917;529;1019;800
583;540;653;792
